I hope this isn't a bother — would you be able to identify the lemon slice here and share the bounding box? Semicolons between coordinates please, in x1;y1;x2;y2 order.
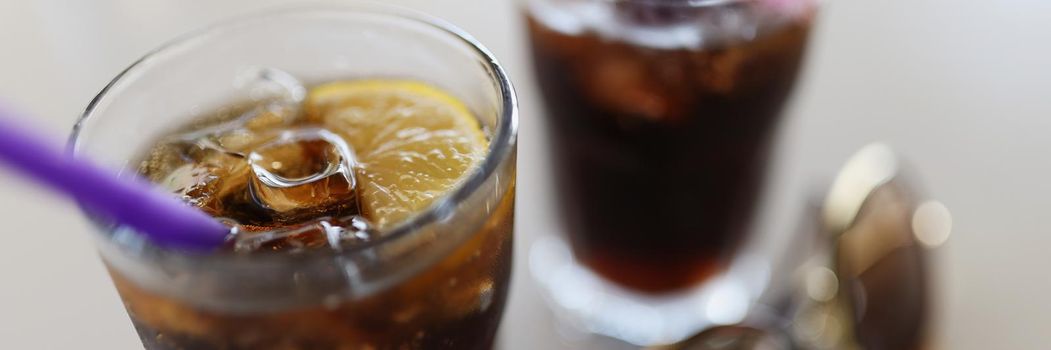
304;80;487;228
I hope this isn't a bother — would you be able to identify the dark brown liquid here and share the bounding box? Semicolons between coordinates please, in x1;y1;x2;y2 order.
111;190;514;350
528;8;812;292
114;81;514;349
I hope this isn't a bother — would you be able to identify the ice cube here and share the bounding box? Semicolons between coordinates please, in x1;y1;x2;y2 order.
164;67;306;153
159;162;221;207
247;128;359;223
233;66;305;107
232;67;305;132
582;53;673;121
693;45;748;94
142;137;251;216
614;1;702;26
230;216;376;253
160;138;253;214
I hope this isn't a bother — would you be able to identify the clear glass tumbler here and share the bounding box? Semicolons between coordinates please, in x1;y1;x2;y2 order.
70;6;517;350
525;0;816;345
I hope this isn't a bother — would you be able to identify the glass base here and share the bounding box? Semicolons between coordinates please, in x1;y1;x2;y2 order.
529;235;775;346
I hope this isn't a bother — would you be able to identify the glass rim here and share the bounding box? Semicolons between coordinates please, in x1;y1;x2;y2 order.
69;4;518;264
609;0;743;5
540;0;813;9
596;0;748;6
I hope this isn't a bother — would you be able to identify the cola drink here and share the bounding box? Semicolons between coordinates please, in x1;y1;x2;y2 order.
72;9;517;350
110;75;515;350
528;0;814;292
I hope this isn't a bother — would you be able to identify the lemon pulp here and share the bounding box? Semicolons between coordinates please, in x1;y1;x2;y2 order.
305;80;488;228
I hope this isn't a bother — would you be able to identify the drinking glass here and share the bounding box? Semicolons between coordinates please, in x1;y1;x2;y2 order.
70;6;518;349
525;0;816;345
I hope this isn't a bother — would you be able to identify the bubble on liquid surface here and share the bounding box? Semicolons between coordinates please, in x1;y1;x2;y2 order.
230;215;377;253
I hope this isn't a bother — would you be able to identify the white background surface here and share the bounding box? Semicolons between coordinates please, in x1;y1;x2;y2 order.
1;0;1049;349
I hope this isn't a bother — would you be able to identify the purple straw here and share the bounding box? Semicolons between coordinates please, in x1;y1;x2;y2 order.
0;104;229;251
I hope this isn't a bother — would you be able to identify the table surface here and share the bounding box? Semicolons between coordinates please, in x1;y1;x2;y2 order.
2;0;1049;349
